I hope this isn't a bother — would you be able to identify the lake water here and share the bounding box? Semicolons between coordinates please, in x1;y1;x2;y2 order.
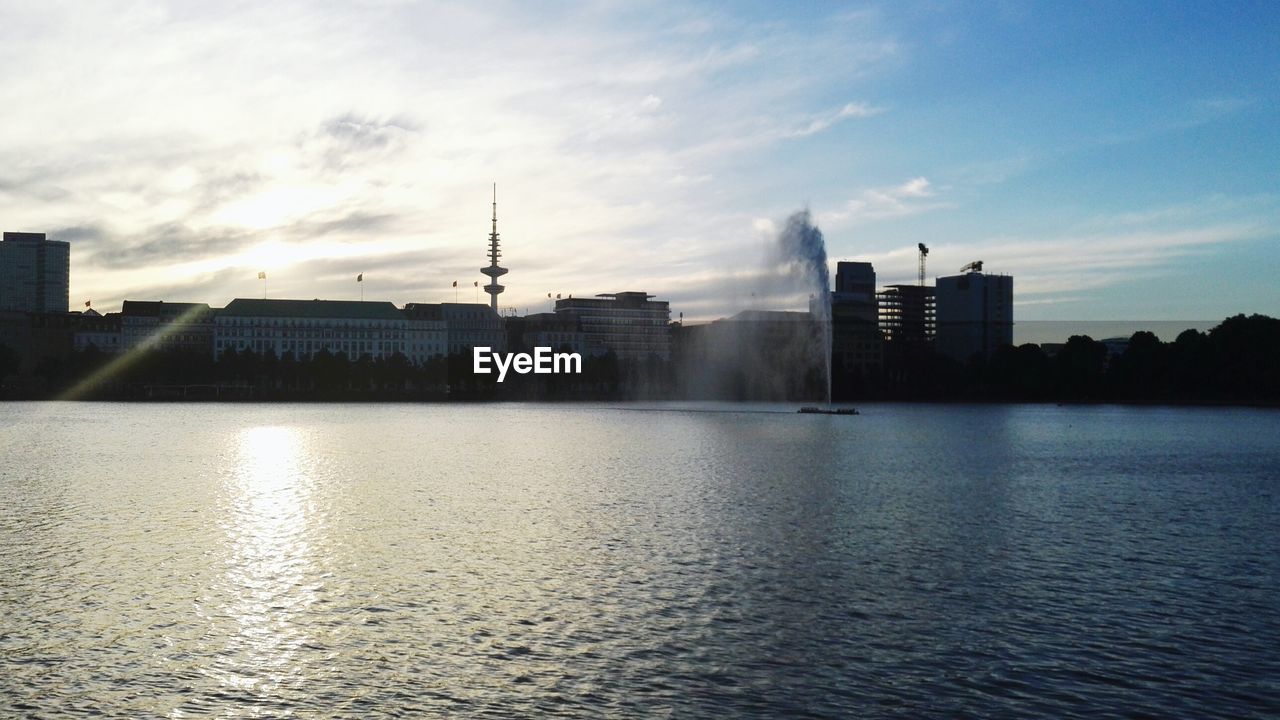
2;402;1278;718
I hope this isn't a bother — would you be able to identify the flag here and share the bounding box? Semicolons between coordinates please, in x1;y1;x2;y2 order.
84;300;91;308
453;280;457;287
258;271;266;280
357;273;363;282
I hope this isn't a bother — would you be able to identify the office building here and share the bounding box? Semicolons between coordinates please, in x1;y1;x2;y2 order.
0;232;70;314
935;271;1013;361
554;291;671;360
506;312;591;356
830;261;883;375
835;261;876;297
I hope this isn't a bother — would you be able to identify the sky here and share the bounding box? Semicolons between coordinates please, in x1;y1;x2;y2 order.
1;0;1276;321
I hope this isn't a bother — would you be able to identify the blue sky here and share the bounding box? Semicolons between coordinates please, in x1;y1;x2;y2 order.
0;0;1275;320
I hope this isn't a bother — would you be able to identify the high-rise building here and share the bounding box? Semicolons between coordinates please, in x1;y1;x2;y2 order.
831;261;882;377
0;232;70;314
835;261;876;297
555;292;671;360
877;285;935;346
936;270;1013;361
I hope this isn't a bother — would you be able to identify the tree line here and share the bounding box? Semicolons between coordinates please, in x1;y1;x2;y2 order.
837;313;1280;405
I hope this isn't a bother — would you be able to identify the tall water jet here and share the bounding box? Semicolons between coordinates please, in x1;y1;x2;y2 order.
773;210;832;404
673;208;833;402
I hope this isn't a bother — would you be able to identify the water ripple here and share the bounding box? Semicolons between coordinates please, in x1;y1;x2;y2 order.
1;403;1278;717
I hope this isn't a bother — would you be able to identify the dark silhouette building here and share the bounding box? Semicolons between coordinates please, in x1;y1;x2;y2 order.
878;284;935;346
831;261;883;379
675;310;825;400
122;301;219;355
555;292;670;360
0;232;70;314
936;270;1013;361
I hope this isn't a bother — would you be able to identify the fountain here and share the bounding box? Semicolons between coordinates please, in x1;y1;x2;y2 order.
773;210;833;406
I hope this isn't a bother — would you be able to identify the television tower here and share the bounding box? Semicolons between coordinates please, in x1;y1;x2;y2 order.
481;183;507;311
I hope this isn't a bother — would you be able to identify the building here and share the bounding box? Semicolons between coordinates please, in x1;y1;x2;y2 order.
401;303;448;365
120;301;219;355
878;284;935;346
505;312;591;356
830;262;883;377
440;303;506;355
675;310;825;400
214;299;406;360
554;291;671;360
835;261;876;297
0;309;77;372
935;270;1013;362
73;310;123;354
0;232;70;314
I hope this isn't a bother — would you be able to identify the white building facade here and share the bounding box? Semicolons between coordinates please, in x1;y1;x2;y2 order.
214;299;407;361
402;303;449;365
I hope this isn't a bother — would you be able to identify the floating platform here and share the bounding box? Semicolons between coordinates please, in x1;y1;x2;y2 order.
798;406;859;415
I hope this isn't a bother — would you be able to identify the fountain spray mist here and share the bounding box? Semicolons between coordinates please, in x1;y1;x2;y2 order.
773;210;832;404
673;208;833;402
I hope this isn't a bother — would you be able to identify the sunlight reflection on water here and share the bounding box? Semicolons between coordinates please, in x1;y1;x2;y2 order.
213;426;317;702
1;403;1278;719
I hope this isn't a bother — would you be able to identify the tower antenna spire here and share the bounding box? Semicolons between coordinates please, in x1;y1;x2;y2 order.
481;182;508;312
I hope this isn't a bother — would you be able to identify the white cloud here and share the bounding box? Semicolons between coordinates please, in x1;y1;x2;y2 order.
0;1;904;312
786;101;885;137
857;216;1274;306
820;177;949;225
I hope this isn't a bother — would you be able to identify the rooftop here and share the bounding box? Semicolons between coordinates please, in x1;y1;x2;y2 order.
222;298;403;320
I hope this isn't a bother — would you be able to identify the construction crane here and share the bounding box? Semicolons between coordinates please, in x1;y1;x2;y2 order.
961;260;984;273
917;243;929;286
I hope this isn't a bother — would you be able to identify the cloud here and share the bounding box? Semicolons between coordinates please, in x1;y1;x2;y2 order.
86;223;260;270
859;216;1274;302
2;2;1272;323
786;102;885;137
820;177;949;225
